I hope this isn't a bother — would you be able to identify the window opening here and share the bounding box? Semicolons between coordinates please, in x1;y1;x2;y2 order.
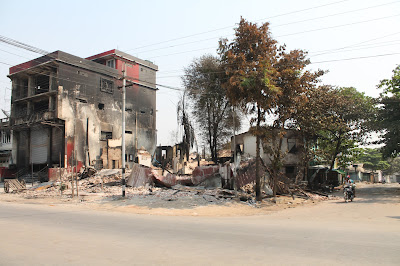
106;59;115;69
286;166;295;174
100;131;112;141
287;139;298;154
98;103;104;110
77;98;88;103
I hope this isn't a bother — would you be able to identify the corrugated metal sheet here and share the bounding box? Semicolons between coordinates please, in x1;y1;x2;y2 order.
31;127;48;164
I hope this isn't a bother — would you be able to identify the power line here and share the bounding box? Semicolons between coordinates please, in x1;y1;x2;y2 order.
1;7;398;71
0;35;48;55
124;0;351;53
136;13;400;61
311;32;400;57
311;52;400;64
132;1;400;56
272;1;399;29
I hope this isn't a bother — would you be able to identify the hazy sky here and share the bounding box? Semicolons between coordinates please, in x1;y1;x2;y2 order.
1;0;399;146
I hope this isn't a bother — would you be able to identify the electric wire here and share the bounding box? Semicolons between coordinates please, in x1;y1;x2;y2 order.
125;0;352;52
132;13;400;61
128;1;400;56
0;3;399;93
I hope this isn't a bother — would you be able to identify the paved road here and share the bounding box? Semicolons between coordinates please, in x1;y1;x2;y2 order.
0;184;399;265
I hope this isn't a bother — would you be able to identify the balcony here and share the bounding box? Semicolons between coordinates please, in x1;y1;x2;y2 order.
13;110;56;126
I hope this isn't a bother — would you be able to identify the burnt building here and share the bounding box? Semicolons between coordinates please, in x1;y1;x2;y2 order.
8;49;158;172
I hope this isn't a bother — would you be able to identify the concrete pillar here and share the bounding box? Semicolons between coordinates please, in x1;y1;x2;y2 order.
27;76;34;116
11;78;18;118
49;72;54;91
27;102;32;116
49;96;54;111
11;78;18;100
47;127;52;167
28;76;34;96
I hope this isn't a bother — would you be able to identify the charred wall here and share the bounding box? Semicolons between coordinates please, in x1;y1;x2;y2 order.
56;53;156;169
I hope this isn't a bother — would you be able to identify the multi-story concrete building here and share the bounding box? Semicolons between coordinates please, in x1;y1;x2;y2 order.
7;49;158;172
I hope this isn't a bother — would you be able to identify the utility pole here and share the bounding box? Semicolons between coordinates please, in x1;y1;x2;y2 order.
232;106;237;190
135;110;138;159
121;64;126;197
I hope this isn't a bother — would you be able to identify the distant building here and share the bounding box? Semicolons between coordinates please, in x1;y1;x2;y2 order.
7;49;158;172
231;130;304;180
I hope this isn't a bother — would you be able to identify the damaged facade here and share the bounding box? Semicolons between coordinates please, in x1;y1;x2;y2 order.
232;130;304;181
0;118;12;167
7;49;158;173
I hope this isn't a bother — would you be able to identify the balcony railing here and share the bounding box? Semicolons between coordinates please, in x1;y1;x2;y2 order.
13;110;56;125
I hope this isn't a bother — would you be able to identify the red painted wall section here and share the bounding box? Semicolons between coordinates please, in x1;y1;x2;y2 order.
66;139;74;168
115;58;139;83
65;139;83;172
0;167;17;180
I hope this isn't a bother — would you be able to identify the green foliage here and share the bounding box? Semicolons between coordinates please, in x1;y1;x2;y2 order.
297;86;376;170
378;65;400;97
377;65;400;158
384;156;400;175
356;148;390;171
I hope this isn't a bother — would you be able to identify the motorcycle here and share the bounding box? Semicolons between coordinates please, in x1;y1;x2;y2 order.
344;186;354;202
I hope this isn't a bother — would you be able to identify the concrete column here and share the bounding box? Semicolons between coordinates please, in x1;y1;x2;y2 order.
27;102;32;116
11;78;18;100
27;76;34;116
49;96;54;111
28;76;34;96
11;78;18;118
47;127;52;168
49;72;54;91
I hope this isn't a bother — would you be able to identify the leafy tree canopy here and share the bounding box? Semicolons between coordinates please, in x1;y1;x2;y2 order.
377;65;400;158
356;148;390;172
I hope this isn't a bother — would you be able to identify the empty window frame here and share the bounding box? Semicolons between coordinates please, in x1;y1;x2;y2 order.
98;103;104;110
106;59;115;69
285;166;295;174
1;131;11;144
35;74;50;92
100;131;112;141
287;138;298;154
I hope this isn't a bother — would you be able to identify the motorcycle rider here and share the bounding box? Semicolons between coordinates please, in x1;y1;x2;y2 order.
344;175;356;197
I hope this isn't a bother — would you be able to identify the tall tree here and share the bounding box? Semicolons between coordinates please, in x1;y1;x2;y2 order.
219;18;280;201
356;148;390;172
377;65;400;158
182;55;241;163
297;86;376;172
267;48;324;193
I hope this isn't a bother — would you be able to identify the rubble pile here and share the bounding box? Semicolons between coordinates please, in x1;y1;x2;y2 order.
4;159;338;208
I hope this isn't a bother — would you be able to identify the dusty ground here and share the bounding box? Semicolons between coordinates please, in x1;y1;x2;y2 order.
0;178;340;216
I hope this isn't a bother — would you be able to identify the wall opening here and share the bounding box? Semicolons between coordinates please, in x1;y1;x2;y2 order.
35;74;49;93
100;131;112;141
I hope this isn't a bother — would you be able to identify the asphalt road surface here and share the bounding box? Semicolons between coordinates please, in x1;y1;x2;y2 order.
0;183;399;265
